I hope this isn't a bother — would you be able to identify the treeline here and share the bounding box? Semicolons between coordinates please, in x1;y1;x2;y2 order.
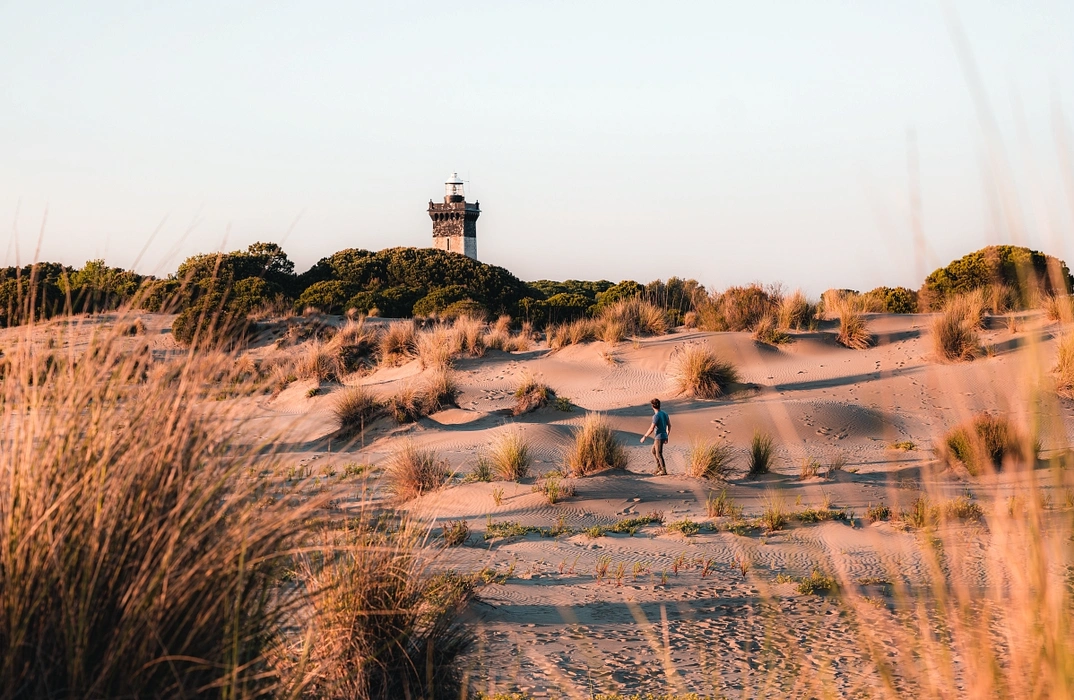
2;243;1071;344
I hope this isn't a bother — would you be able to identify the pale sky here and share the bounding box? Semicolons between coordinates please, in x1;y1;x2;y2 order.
2;1;1073;294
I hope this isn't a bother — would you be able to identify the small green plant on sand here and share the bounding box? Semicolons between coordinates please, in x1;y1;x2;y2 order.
666;517;701;537
442;520;470;546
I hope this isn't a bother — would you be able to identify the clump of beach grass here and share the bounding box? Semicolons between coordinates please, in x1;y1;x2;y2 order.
834;300;873;350
932;294;983;362
0;329;315;698
513;374;555;415
748;430;775;476
942;413;1034;475
452;315;486;357
488;430;532;481
290;522;475;698
761;490;788;531
296;340;342;382
598;298;669;337
333;385;382;434
416;325;458;369
686;438;735;480
564;413;628;476
379;320;418;365
386;443;451;500
752;314;791;345
777;289;817;330
670;345;738;399
423;368;460;412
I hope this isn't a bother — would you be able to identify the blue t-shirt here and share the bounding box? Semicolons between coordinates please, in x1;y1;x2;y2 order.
652;410;670;441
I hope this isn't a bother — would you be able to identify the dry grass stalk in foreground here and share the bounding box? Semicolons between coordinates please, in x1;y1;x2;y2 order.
564;413;628;476
1054;333;1074;398
941;413;1034;475
686;438;735;480
387;443;451;500
670;345;738;399
488;430;532;481
0;324;315;698
932;294;983;362
288;521;475;699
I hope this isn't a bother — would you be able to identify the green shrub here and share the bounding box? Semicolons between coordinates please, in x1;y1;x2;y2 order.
922;245;1073;310
863;286;918;313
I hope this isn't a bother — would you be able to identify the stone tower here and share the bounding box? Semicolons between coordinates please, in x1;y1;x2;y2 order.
428;172;479;259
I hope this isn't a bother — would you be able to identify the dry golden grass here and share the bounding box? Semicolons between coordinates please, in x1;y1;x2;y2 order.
833;301;873;350
0;325;317;697
379;320;418;365
423;367;460;412
416;324;458;370
670;345;738;399
1044;294;1074;323
333;385;382;434
290;521;474;699
488;430;532;481
932;295;983;362
777;289;816;330
599;318;626;344
941;413;1034;475
752;314;790;345
452;315;486;357
564;413;628;476
686;438;735;480
1056;334;1074;398
513;374;555;415
386;443;451;500
295;340;342;381
598;298;669;337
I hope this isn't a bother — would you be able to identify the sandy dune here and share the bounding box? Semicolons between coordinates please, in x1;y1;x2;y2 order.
7;310;1073;697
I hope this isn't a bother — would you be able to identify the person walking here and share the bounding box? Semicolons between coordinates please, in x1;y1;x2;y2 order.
640;398;671;475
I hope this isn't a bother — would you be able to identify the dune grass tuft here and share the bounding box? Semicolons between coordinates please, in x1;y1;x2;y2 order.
416;325;459;370
932;294;983;362
686;438;735;480
777;289;817;330
598;298;669;337
748;430;775;476
424;368;460;412
333;385;382;434
292;522;474;698
452;315;487;357
670;345;738;399
513;375;555;415
386;443;451;500
834;301;873;350
0;331;315;698
752;314;791;345
488;430;532;481
942;414;1034;475
379;320;418;365
564;413;628;476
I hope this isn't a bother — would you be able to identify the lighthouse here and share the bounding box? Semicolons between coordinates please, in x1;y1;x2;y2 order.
428;173;480;260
